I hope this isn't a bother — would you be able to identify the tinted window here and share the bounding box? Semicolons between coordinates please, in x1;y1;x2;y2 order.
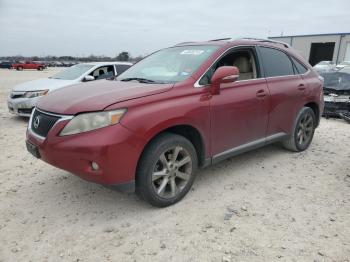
291;57;308;74
116;64;131;75
259;47;294;77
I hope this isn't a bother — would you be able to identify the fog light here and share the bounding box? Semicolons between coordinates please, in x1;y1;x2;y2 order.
91;161;99;171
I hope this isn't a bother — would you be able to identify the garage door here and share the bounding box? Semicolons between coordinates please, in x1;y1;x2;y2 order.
345;42;350;61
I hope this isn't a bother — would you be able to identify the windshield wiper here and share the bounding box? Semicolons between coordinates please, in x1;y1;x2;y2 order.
120;77;156;83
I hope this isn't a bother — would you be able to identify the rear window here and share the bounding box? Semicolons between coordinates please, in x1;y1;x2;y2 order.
291;57;308;74
259;47;294;77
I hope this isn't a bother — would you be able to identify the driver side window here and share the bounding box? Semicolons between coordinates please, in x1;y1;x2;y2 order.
89;65;115;80
199;48;258;86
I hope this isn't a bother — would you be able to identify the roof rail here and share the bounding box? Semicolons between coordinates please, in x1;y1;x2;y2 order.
175;41;196;46
208;38;231;42
239;37;290;48
175;37;231;45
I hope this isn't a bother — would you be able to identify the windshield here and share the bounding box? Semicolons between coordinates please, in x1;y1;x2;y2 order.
320;67;350;90
118;45;219;83
50;64;94;80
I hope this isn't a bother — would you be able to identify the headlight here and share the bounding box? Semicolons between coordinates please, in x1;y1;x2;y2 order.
24;90;49;98
59;109;126;136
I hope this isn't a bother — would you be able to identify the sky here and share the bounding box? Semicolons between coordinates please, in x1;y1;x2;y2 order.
0;0;349;57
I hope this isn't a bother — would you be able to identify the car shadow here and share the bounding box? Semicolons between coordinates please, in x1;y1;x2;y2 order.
196;143;287;184
11;115;29;123
34;142;287;217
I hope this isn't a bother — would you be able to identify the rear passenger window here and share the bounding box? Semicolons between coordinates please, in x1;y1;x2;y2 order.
259;47;295;77
291;57;308;74
116;64;131;75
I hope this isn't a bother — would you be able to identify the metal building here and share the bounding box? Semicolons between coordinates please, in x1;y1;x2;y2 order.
268;33;350;66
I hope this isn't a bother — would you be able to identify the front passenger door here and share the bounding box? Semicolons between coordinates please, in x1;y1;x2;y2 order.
207;47;269;157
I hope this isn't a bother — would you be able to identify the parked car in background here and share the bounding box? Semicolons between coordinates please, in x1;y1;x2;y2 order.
319;67;350;120
0;61;13;69
313;61;336;72
336;61;350;70
8;61;132;117
26;38;324;207
11;61;46;71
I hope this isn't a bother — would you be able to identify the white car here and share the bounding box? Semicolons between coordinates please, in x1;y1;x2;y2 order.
313;61;336;72
8;62;132;117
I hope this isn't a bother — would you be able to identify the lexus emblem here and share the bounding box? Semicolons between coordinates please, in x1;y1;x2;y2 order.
33;116;41;129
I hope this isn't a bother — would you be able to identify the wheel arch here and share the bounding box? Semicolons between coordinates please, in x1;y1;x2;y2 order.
304;101;320;126
137;124;208;170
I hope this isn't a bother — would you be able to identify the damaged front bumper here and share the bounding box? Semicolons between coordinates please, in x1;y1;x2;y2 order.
323;94;350;120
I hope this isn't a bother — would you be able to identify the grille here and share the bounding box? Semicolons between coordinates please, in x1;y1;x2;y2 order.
18;108;34;114
325;101;350;111
31;109;60;137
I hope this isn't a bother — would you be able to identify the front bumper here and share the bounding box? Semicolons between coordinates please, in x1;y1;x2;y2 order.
7;96;39;117
323;96;350;117
26;115;147;189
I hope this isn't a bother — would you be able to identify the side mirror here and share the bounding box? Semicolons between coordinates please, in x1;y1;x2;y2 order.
210;66;239;95
83;75;95;82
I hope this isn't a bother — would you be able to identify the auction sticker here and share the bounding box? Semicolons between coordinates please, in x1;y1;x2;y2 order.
180;50;205;55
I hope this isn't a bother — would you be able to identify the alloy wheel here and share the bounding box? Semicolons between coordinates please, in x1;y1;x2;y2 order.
152;146;192;199
296;112;314;147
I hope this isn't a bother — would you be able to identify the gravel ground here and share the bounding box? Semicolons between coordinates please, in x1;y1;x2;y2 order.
0;68;349;262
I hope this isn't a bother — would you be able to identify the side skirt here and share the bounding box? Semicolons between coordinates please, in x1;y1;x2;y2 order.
211;133;287;165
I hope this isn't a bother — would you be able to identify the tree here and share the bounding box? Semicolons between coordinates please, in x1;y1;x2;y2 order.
116;52;130;61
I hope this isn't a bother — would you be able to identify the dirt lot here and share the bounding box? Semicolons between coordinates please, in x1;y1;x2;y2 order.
0;68;349;262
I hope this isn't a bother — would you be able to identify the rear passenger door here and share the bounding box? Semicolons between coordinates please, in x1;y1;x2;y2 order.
257;46;307;136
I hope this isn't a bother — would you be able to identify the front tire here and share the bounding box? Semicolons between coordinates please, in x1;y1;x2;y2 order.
136;133;198;207
283;107;316;152
17;66;23;71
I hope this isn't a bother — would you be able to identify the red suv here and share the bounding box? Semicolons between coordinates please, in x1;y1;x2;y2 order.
26;38;324;207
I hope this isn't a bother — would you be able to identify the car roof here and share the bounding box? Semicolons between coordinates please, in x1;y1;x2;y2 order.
174;38;291;51
173;37;310;64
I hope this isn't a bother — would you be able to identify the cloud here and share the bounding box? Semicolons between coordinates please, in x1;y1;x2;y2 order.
0;0;349;56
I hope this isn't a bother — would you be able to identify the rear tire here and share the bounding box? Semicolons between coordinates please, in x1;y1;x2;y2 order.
136;133;198;207
38;67;43;71
283;107;316;152
17;66;23;71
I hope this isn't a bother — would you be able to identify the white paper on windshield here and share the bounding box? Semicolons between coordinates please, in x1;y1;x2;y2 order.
180;50;205;55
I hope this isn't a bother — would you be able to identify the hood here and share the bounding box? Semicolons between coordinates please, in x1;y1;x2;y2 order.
321;71;350;93
37;80;173;115
12;78;76;92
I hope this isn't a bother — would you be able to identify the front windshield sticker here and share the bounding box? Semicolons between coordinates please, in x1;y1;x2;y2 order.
180;50;205;55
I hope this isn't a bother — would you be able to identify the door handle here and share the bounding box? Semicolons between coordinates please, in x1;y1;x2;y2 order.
256;89;267;98
298;83;306;90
